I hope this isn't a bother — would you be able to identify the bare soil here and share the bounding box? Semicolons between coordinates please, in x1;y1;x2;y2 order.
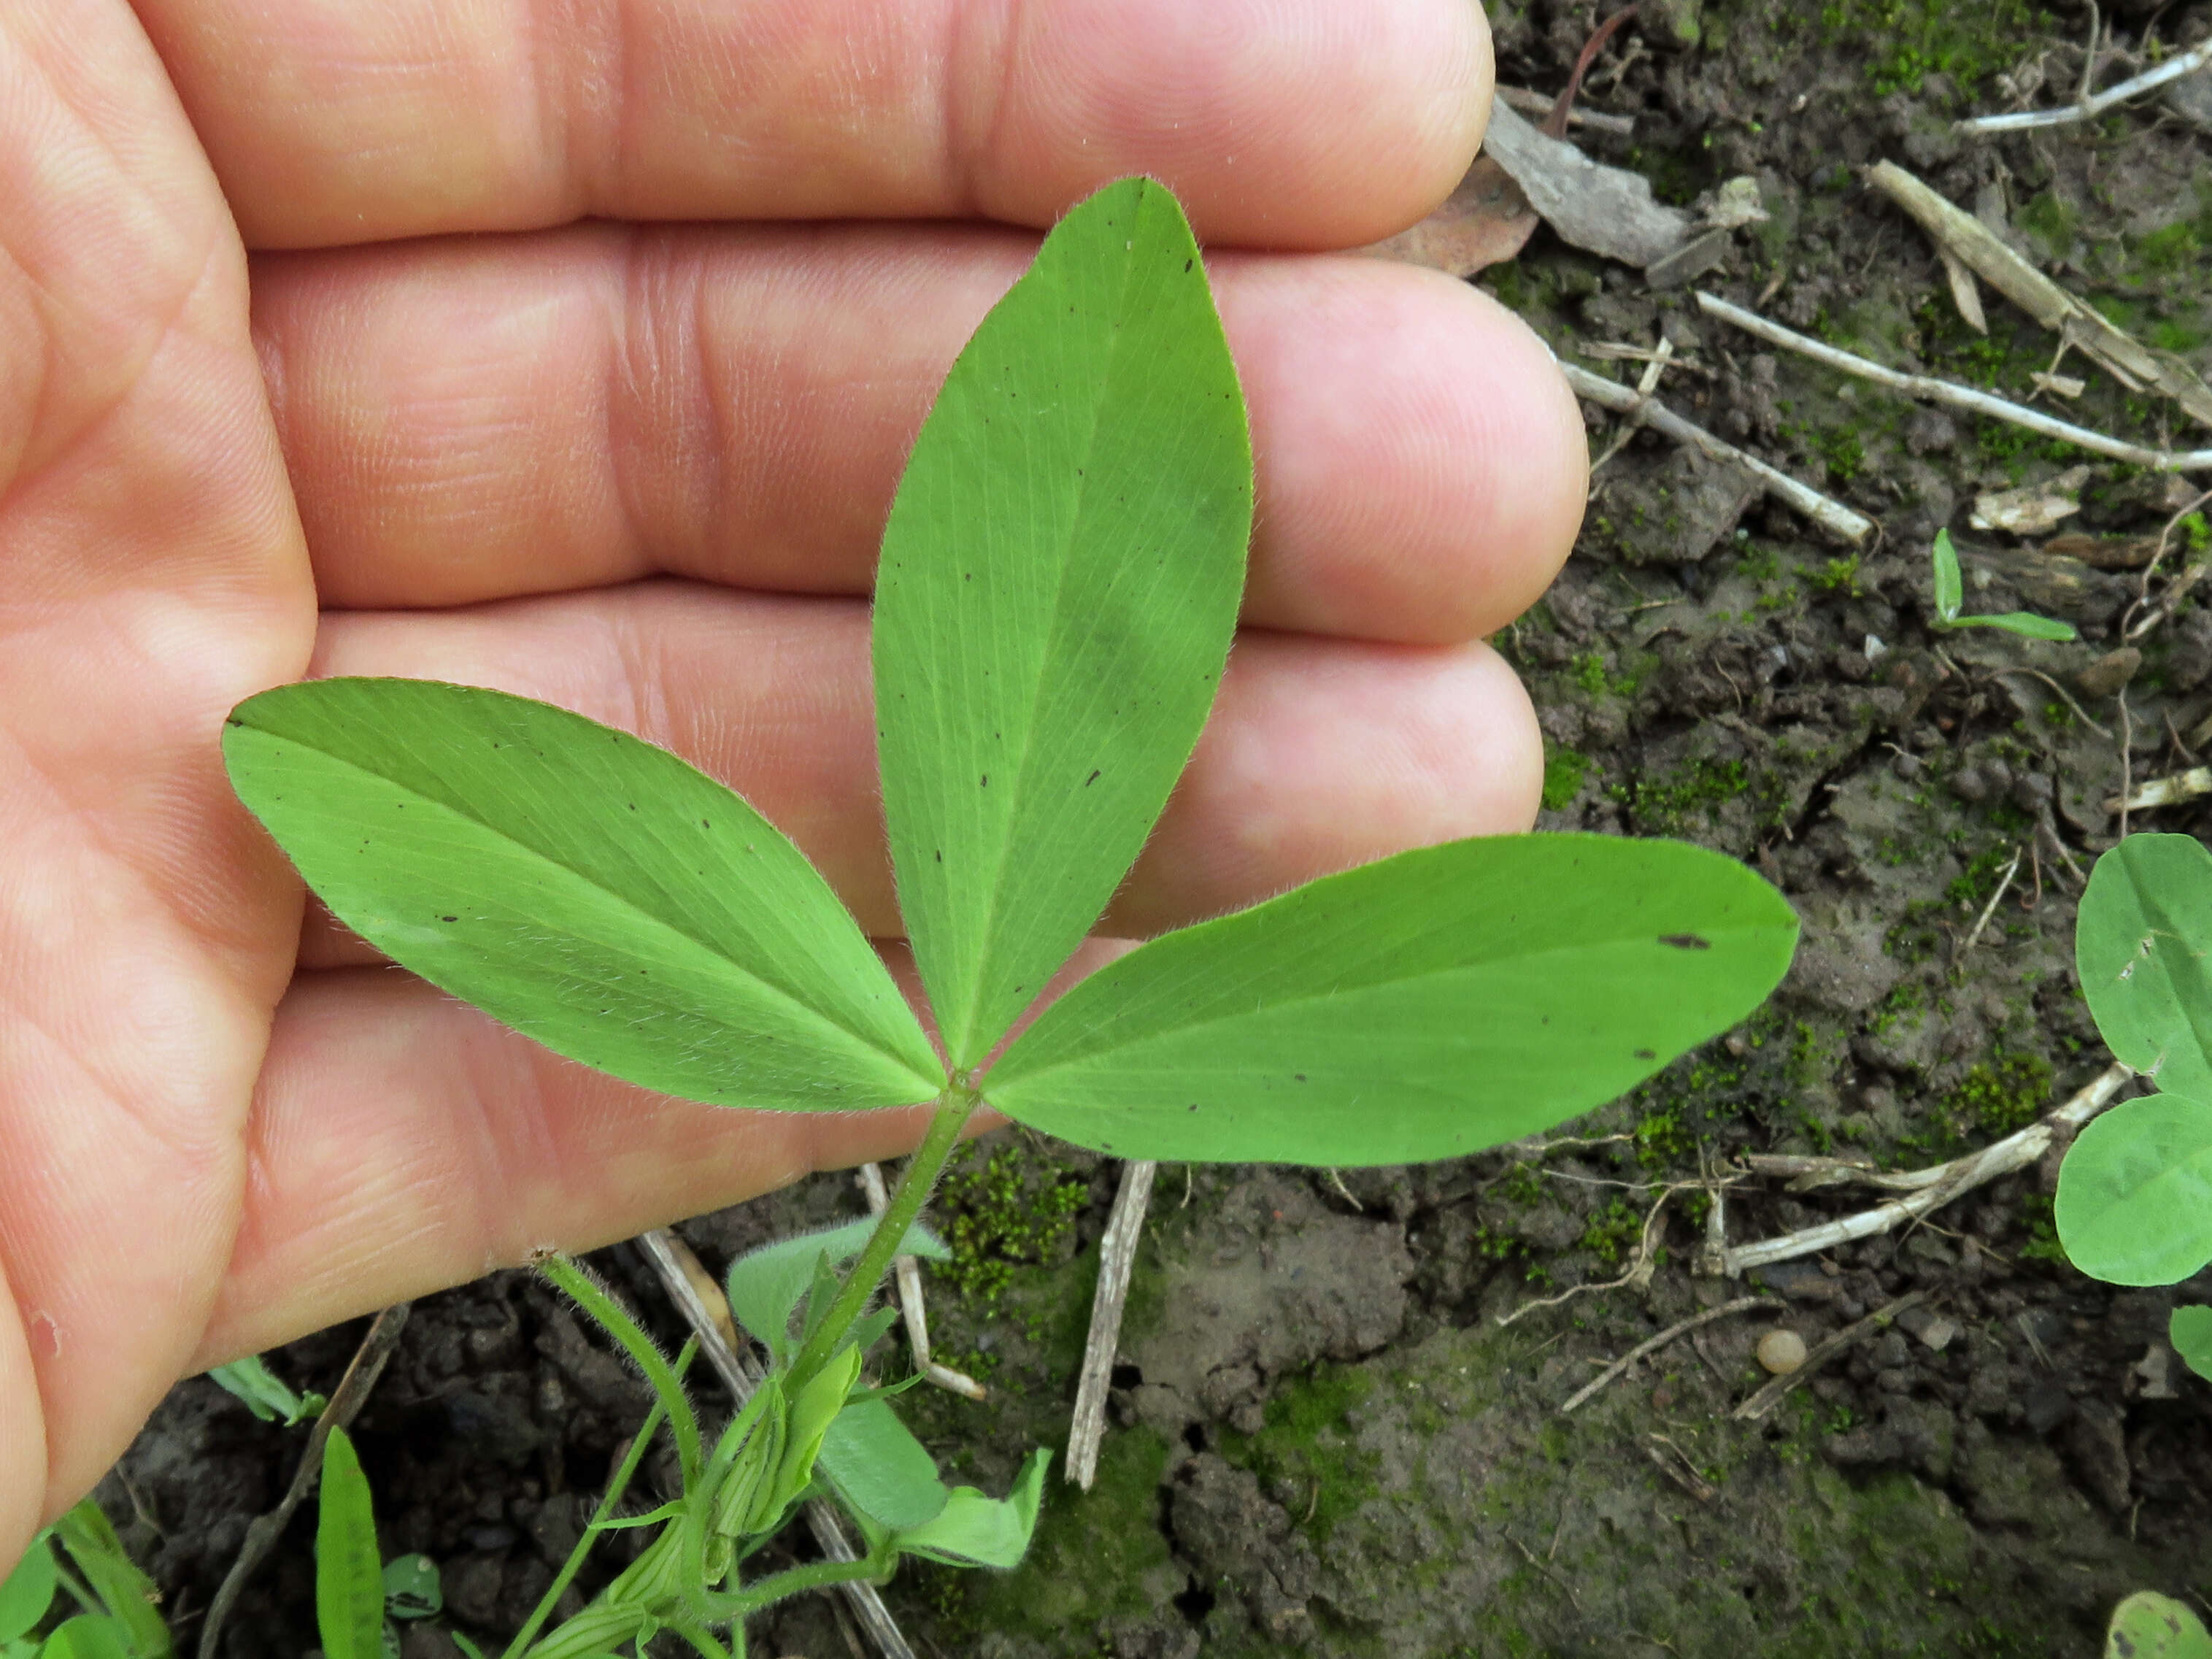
100;2;2212;1655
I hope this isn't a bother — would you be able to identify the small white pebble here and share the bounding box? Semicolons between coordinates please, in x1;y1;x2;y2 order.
1757;1329;1808;1374
1916;1317;1959;1353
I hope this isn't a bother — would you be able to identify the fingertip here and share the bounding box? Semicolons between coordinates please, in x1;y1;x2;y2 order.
974;0;1494;248
1228;258;1587;643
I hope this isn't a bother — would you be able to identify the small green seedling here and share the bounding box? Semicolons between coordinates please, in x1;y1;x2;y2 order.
205;1352;325;1427
0;1500;172;1658
1930;528;2078;641
221;177;1795;1648
2056;833;2212;1378
315;1428;444;1659
2106;1590;2212;1659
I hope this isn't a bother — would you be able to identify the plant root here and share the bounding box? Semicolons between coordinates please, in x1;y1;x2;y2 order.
1557;1295;1779;1414
1714;1060;2133;1277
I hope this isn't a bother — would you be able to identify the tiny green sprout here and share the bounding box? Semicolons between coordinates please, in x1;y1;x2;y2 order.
220;177;1797;1649
1930;528;2078;641
0;1500;173;1658
205;1352;325;1426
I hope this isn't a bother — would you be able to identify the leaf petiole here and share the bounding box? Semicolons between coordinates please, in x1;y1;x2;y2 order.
785;1082;979;1393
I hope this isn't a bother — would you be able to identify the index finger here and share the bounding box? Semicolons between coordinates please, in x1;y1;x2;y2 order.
134;0;1491;250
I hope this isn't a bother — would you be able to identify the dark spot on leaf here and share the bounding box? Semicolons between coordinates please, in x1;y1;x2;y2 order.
441;915;457;923
980;774;989;787
1635;1048;1656;1061
1184;257;1193;272
935;849;944;863
1188;1103;1199;1112
1085;769;1101;786
701;819;709;828
1294;1074;1306;1082
1660;934;1711;950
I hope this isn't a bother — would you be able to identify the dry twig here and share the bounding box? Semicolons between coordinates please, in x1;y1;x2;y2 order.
1695;291;2212;471
1065;1159;1158;1490
1558;1296;1778;1414
1716;1061;2133;1276
1560;360;1876;544
1500;1184;1699;1328
1733;1292;1930;1420
199;1305;412;1659
1958;844;2024;953
636;1229;916;1659
1957;34;2212;134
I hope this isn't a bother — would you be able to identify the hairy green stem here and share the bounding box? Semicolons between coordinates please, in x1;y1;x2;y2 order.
541;1253;703;1482
787;1082;977;1391
715;1551;891;1615
503;1340;691;1659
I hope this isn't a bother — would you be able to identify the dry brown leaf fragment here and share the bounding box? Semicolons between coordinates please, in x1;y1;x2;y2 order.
1481;100;1692;269
1361;156;1538;277
1970;466;2091;536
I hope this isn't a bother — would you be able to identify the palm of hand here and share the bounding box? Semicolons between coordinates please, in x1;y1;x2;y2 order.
0;0;1584;1558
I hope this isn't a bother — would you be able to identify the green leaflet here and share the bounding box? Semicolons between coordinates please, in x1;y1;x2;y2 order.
0;1538;53;1642
315;1428;385;1659
874;177;1253;1069
763;1346;863;1520
892;1449;1052;1569
50;1506;166;1659
2171;1306;2212;1383
724;1213;948;1365
2107;1592;2212;1659
1931;529;1965;619
207;1353;323;1426
984;834;1797;1166
2057;1093;2212;1286
817;1397;952;1533
224;679;942;1112
380;1555;441;1620
37;1622;131;1659
2076;835;2212;1102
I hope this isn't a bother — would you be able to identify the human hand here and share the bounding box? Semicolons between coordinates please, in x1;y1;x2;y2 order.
0;0;1584;1555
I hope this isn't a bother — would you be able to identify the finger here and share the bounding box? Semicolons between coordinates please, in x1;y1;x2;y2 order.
139;0;1487;250
255;227;1584;644
0;0;315;1545
293;582;1541;964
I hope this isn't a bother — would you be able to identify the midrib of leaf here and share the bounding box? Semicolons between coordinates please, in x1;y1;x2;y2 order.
993;911;1780;1082
950;235;1144;1059
273;734;930;1085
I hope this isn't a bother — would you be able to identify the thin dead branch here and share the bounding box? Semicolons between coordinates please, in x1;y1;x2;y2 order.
636;1229;917;1659
1959;844;2024;953
1065;1159;1158;1490
1558;1296;1778;1414
1732;1292;1930;1420
1957;34;2212;133
1496;85;1637;136
1695;291;2212;471
1717;1060;2133;1276
200;1305;412;1659
1865;161;2212;428
2107;765;2212;812
1500;1184;1697;1328
1560;359;1876;544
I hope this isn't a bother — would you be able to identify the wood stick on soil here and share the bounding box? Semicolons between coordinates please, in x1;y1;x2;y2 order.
856;1162;986;1399
1559;360;1876;544
1065;1158;1157;1490
1558;1296;1778;1414
1955;34;2212;134
1695;292;2212;471
199;1304;412;1659
1719;1060;2133;1277
2108;765;2212;812
1865;161;2212;428
636;1228;916;1659
1732;1291;1930;1421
